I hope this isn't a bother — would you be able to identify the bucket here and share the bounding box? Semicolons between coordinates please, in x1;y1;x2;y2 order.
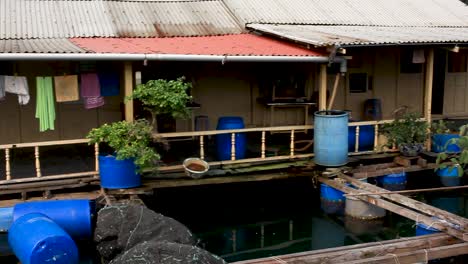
348;125;375;152
8;213;79;264
13;199;94;239
432;134;460;153
380;172;407;191
320;184;345;214
415;222;440;236
216;117;247;160
437;166;461;187
99;155;140;189
363;99;383;121
345;196;386;219
314;110;349;166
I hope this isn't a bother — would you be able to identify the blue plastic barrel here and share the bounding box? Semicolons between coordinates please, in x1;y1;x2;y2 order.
216;117;247;160
415;222;440;236
314;110;349;166
380;172;407;191
437;166;461;187
99;155;140;189
320;184;345;214
320;184;345;201
432;134;460;153
348;125;375;152
13;199;93;239
0;207;13;232
8;213;79;264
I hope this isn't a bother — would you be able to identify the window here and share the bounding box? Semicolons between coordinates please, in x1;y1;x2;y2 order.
349;73;368;93
400;49;423;74
448;52;467;73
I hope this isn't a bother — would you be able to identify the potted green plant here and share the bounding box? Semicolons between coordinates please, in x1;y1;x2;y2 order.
430;120;460;153
87;119;159;189
127;77;192;132
436;124;468;186
380;112;428;156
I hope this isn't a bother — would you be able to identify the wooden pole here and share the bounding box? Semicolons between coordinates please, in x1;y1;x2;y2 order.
124;62;134;122
327;73;340;110
424;48;434;150
346;184;468;197
319;64;327;111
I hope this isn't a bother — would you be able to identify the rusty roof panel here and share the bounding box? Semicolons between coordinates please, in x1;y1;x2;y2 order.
0;0;243;39
249;24;468;46
225;0;468;27
0;39;86;53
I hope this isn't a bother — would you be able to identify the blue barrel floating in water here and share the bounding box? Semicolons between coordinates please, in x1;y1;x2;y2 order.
13;199;94;239
379;172;407;191
99;155;140;189
314;110;349;167
320;183;345;214
437;166;461;187
415;222;440;236
8;213;79;264
216;116;247;161
432;134;460;153
348;125;375;152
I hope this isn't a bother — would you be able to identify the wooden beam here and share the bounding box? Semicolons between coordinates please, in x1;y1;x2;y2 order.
124;61;134;122
346;184;468;197
424;48;434;149
319;64;327;111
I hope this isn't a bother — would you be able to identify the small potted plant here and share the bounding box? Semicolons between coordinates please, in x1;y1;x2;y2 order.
436;124;468;186
431;120;460;153
127;77;192;132
380;112;428;156
87;119;159;189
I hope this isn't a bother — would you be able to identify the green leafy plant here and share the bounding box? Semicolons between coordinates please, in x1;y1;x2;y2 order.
87;119;159;171
126;77;192;124
436;124;468;176
380;112;428;146
430;120;454;134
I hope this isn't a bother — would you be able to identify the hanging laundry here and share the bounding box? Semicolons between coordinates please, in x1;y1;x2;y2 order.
0;75;5;100
98;72;120;96
4;76;30;105
54;75;79;102
81;73;105;109
35;77;56;132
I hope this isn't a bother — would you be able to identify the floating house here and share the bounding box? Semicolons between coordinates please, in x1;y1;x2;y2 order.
0;0;467;183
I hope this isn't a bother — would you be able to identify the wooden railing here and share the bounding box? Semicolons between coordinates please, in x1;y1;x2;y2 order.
0;139;99;185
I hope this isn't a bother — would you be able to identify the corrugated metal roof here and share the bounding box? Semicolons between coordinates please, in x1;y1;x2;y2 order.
225;0;468;27
70;34;326;56
0;39;86;53
249;24;468;46
0;0;243;39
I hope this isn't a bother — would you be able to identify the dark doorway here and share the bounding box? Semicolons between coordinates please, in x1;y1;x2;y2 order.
432;49;446;115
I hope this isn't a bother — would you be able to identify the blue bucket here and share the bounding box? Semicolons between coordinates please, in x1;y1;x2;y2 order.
314;110;349;166
380;172;407;191
415;222;440;236
216;117;247;160
432;134;460;153
348;125;375;152
99;155;140;189
13;199;94;239
8;213;79;264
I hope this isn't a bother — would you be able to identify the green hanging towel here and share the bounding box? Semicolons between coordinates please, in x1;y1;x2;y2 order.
35;77;56;132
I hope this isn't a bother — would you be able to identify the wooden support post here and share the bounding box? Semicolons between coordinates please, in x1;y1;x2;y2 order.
5;148;10;180
200;135;205;160
319;64;327;111
327;73;340;110
124;62;134;122
354;126;360;152
94;143;99;172
261;131;266;159
231;133;236;161
290;130;295;157
34;146;41;177
424;48;434;150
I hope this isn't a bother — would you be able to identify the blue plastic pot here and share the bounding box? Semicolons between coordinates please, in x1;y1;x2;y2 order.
432;134;460;153
437;166;461;187
99;155;141;189
13;199;94;239
8;213;79;264
415;222;440;236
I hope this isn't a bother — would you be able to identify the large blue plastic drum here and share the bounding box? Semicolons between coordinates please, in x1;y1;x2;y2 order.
13;199;94;239
99;155;141;189
348;125;375;152
216;116;247;160
8;213;79;264
314;110;349;166
415;222;440;236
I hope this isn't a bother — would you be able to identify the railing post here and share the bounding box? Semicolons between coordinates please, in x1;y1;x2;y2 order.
231;133;236;161
5;148;10;180
290;130;295;157
200;135;205;160
374;124;379;152
94;143;100;172
261;131;266;159
354;126;360;153
34;146;42;177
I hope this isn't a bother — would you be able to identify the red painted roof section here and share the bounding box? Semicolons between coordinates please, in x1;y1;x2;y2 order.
70;34;326;57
